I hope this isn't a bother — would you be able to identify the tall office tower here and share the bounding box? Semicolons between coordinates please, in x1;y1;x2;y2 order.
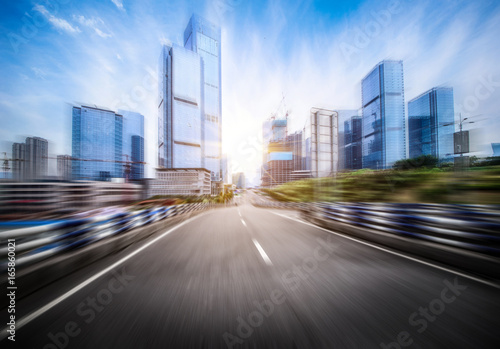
131;136;144;180
120;110;145;180
344;115;363;170
184;14;222;181
303;108;339;178
11;142;26;181
408;87;454;160
337;110;361;171
285;131;303;172
158;44;203;169
57;155;72;180
361;60;406;169
72;105;123;181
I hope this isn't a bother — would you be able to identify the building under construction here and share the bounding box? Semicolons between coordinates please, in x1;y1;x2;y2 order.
261;116;309;187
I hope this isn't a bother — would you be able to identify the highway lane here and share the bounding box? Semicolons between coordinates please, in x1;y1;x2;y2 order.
5;196;500;348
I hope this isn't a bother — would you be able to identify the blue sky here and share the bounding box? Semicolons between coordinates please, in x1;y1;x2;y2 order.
1;0;500;185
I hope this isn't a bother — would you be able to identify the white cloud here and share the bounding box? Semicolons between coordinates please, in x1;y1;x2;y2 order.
33;5;80;34
111;0;125;12
31;67;47;80
73;15;113;38
95;28;112;38
73;15;102;27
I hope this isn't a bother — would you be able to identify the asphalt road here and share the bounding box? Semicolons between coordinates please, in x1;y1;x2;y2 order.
4;194;500;348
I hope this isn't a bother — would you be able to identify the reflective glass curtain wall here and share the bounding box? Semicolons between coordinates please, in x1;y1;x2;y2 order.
158;44;203;169
337;110;361;171
361;61;406;169
184;15;222;181
408;87;454;160
72;106;123;180
120;110;144;180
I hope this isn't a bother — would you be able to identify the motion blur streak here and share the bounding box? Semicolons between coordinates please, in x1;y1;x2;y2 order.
3;193;500;348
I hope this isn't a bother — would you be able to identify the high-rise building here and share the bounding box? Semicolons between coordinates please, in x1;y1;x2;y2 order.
408;87;454;160
11;142;26;181
120;110;145;180
261;117;296;187
72;105;123;181
57;155;72;180
12;137;48;180
158;44;203;170
25;137;48;179
361;60;406;169
261;141;293;187
131;135;144;180
303;108;339;177
184;14;222;181
338;110;361;171
286;131;303;172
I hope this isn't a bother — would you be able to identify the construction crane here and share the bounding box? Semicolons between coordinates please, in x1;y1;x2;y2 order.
42;155;146;165
2;154;145;181
43;155;145;182
2;152;11;179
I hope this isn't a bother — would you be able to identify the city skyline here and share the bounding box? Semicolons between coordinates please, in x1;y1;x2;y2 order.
1;0;500;186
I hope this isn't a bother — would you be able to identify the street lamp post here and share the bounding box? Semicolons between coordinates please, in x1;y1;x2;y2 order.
443;113;480;161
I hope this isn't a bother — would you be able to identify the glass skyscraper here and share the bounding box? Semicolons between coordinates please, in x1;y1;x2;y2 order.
72;105;123;180
120;110;145;180
158;44;203;169
184;14;222;181
337;110;361;171
131;136;144;180
408;87;454;161
361;60;406;169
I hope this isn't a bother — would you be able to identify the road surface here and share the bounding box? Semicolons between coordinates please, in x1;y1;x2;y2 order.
4;194;500;348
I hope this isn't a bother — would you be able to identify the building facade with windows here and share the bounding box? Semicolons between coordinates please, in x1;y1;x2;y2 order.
57;155;72;180
72;105;123;181
408;87;454;161
261;117;304;187
303;108;339;177
148;168;211;197
12;137;48;181
184;14;222;181
361;60;406;169
131;135;144;180
120;110;145;181
11;142;26;181
158;44;203;170
337;110;361;171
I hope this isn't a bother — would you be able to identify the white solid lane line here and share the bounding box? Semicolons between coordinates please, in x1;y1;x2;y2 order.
0;211;211;341
252;239;273;266
269;211;500;289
